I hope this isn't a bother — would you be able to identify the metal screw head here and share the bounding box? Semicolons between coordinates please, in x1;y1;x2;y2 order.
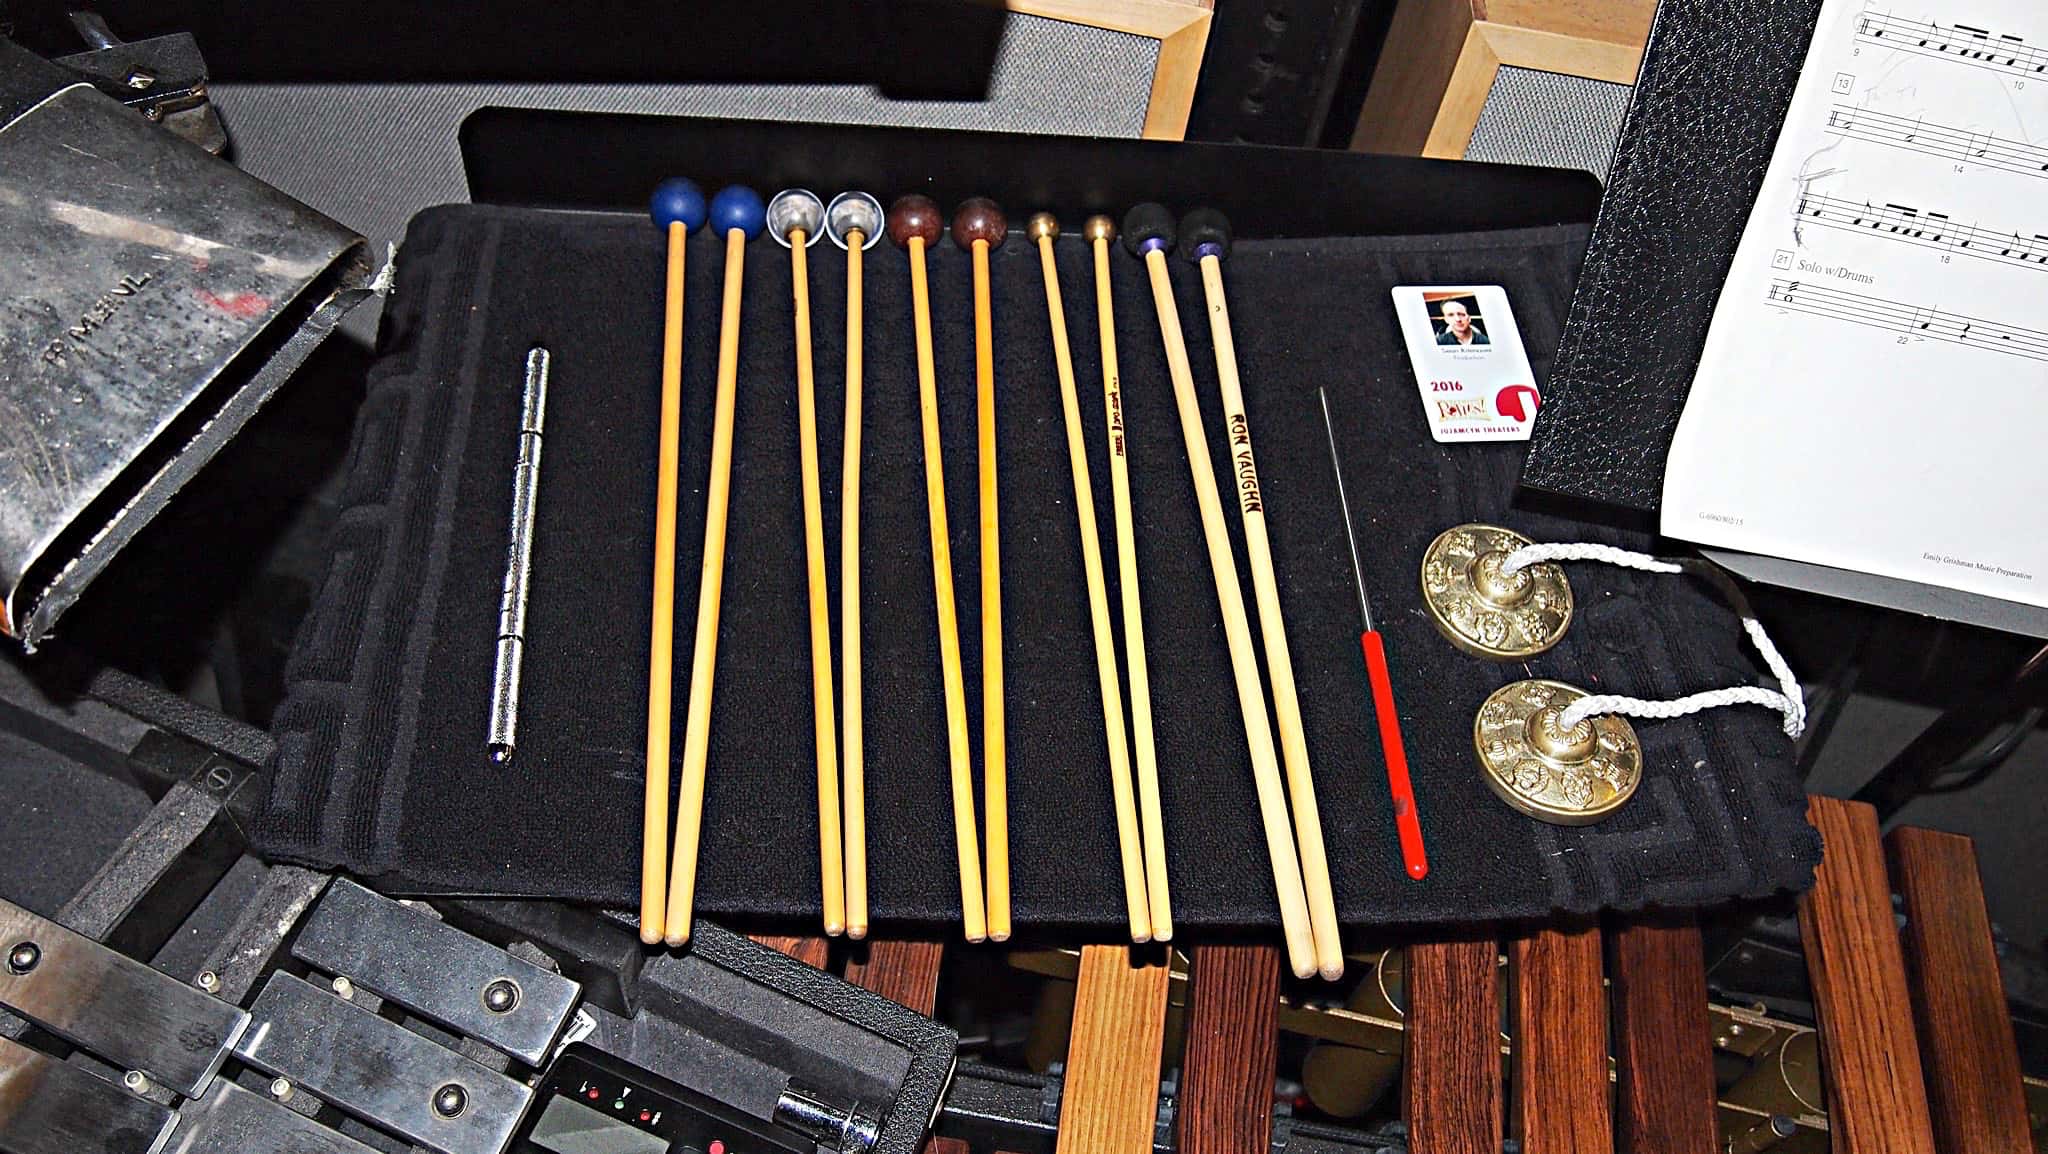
7;942;39;974
125;69;155;89
433;1083;468;1118
482;979;520;1015
123;1070;150;1093
196;970;221;993
269;1077;294;1101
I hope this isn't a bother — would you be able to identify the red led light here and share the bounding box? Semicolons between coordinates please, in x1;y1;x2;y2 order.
586;1088;600;1100
638;1111;651;1122
709;1142;725;1154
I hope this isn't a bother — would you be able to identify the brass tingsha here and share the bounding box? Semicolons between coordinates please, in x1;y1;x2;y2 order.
1472;679;1641;825
1420;524;1572;659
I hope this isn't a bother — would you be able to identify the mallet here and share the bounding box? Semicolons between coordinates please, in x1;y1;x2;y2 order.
663;184;766;947
769;188;845;938
889;194;987;943
1028;211;1151;944
1084;213;1173;940
641;177;705;946
954;197;1012;942
1183;207;1343;981
1122;202;1315;979
827;190;884;940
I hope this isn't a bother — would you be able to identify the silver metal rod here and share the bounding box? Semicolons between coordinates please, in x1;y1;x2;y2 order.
488;347;549;764
1316;387;1375;634
772;1083;880;1153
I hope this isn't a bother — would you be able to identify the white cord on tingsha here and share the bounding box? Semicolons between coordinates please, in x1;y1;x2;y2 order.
1500;540;1682;576
1506;543;1806;738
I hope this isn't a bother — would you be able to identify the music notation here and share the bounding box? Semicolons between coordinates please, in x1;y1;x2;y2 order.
1765;278;2048;362
1793;191;2048;272
1825;105;2048;180
1856;10;2047;78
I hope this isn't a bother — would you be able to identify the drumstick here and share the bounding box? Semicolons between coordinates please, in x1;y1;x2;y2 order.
769;189;844;938
1029;213;1151;944
827;191;884;940
1121;202;1316;980
889;195;987;943
641;178;705;946
953;197;1011;942
663;184;765;947
1182;207;1343;981
1085;213;1172;940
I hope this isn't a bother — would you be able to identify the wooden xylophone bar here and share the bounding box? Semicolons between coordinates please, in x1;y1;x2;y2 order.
754;796;2038;1152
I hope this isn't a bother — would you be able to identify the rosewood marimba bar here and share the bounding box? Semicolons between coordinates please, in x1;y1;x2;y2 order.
757;795;2041;1153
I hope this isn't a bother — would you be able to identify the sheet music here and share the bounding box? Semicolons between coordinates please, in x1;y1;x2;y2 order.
1663;0;2048;608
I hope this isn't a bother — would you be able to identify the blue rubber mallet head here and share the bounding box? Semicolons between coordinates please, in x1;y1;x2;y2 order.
709;185;767;240
649;178;707;232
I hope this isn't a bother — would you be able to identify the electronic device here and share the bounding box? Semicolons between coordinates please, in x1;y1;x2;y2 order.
514;1046;812;1154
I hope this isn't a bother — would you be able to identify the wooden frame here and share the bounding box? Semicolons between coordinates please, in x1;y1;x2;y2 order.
1004;0;1215;140
1350;0;1657;158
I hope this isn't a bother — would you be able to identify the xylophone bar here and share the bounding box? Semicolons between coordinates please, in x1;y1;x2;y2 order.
845;940;948;1019
751;935;831;970
1053;947;1170;1154
1609;915;1718;1152
1798;797;1938;1153
1404;937;1502;1153
1508;922;1611;1152
1180;945;1281;1154
1886;827;2033;1151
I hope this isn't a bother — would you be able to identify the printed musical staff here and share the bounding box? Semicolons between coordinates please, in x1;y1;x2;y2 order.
1855;10;2047;78
1825;104;2048;180
1765;277;2048;362
1793;190;2048;272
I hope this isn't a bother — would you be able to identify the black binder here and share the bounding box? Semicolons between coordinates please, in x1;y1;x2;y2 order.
1521;0;1825;514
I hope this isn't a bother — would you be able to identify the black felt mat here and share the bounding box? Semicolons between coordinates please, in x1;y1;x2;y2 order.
259;204;1819;930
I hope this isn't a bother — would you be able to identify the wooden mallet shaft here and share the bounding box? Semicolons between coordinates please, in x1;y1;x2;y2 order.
1087;214;1173;941
1031;213;1151;944
954;198;1011;942
770;189;845;939
1186;208;1343;980
664;186;765;947
1125;205;1316;979
828;192;883;941
891;195;987;942
641;179;705;945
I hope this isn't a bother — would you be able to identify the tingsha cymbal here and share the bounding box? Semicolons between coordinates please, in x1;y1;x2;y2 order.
1420;524;1572;660
1472;679;1641;825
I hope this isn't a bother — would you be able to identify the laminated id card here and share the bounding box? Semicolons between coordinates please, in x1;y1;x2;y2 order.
1391;285;1540;443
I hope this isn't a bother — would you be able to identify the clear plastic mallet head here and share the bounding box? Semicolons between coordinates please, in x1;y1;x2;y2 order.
766;188;826;249
825;191;884;251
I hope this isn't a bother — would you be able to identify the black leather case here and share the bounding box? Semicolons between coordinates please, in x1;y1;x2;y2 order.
1521;0;1826;512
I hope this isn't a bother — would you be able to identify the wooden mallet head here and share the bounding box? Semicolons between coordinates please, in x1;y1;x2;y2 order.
887;195;944;248
952;197;1008;251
